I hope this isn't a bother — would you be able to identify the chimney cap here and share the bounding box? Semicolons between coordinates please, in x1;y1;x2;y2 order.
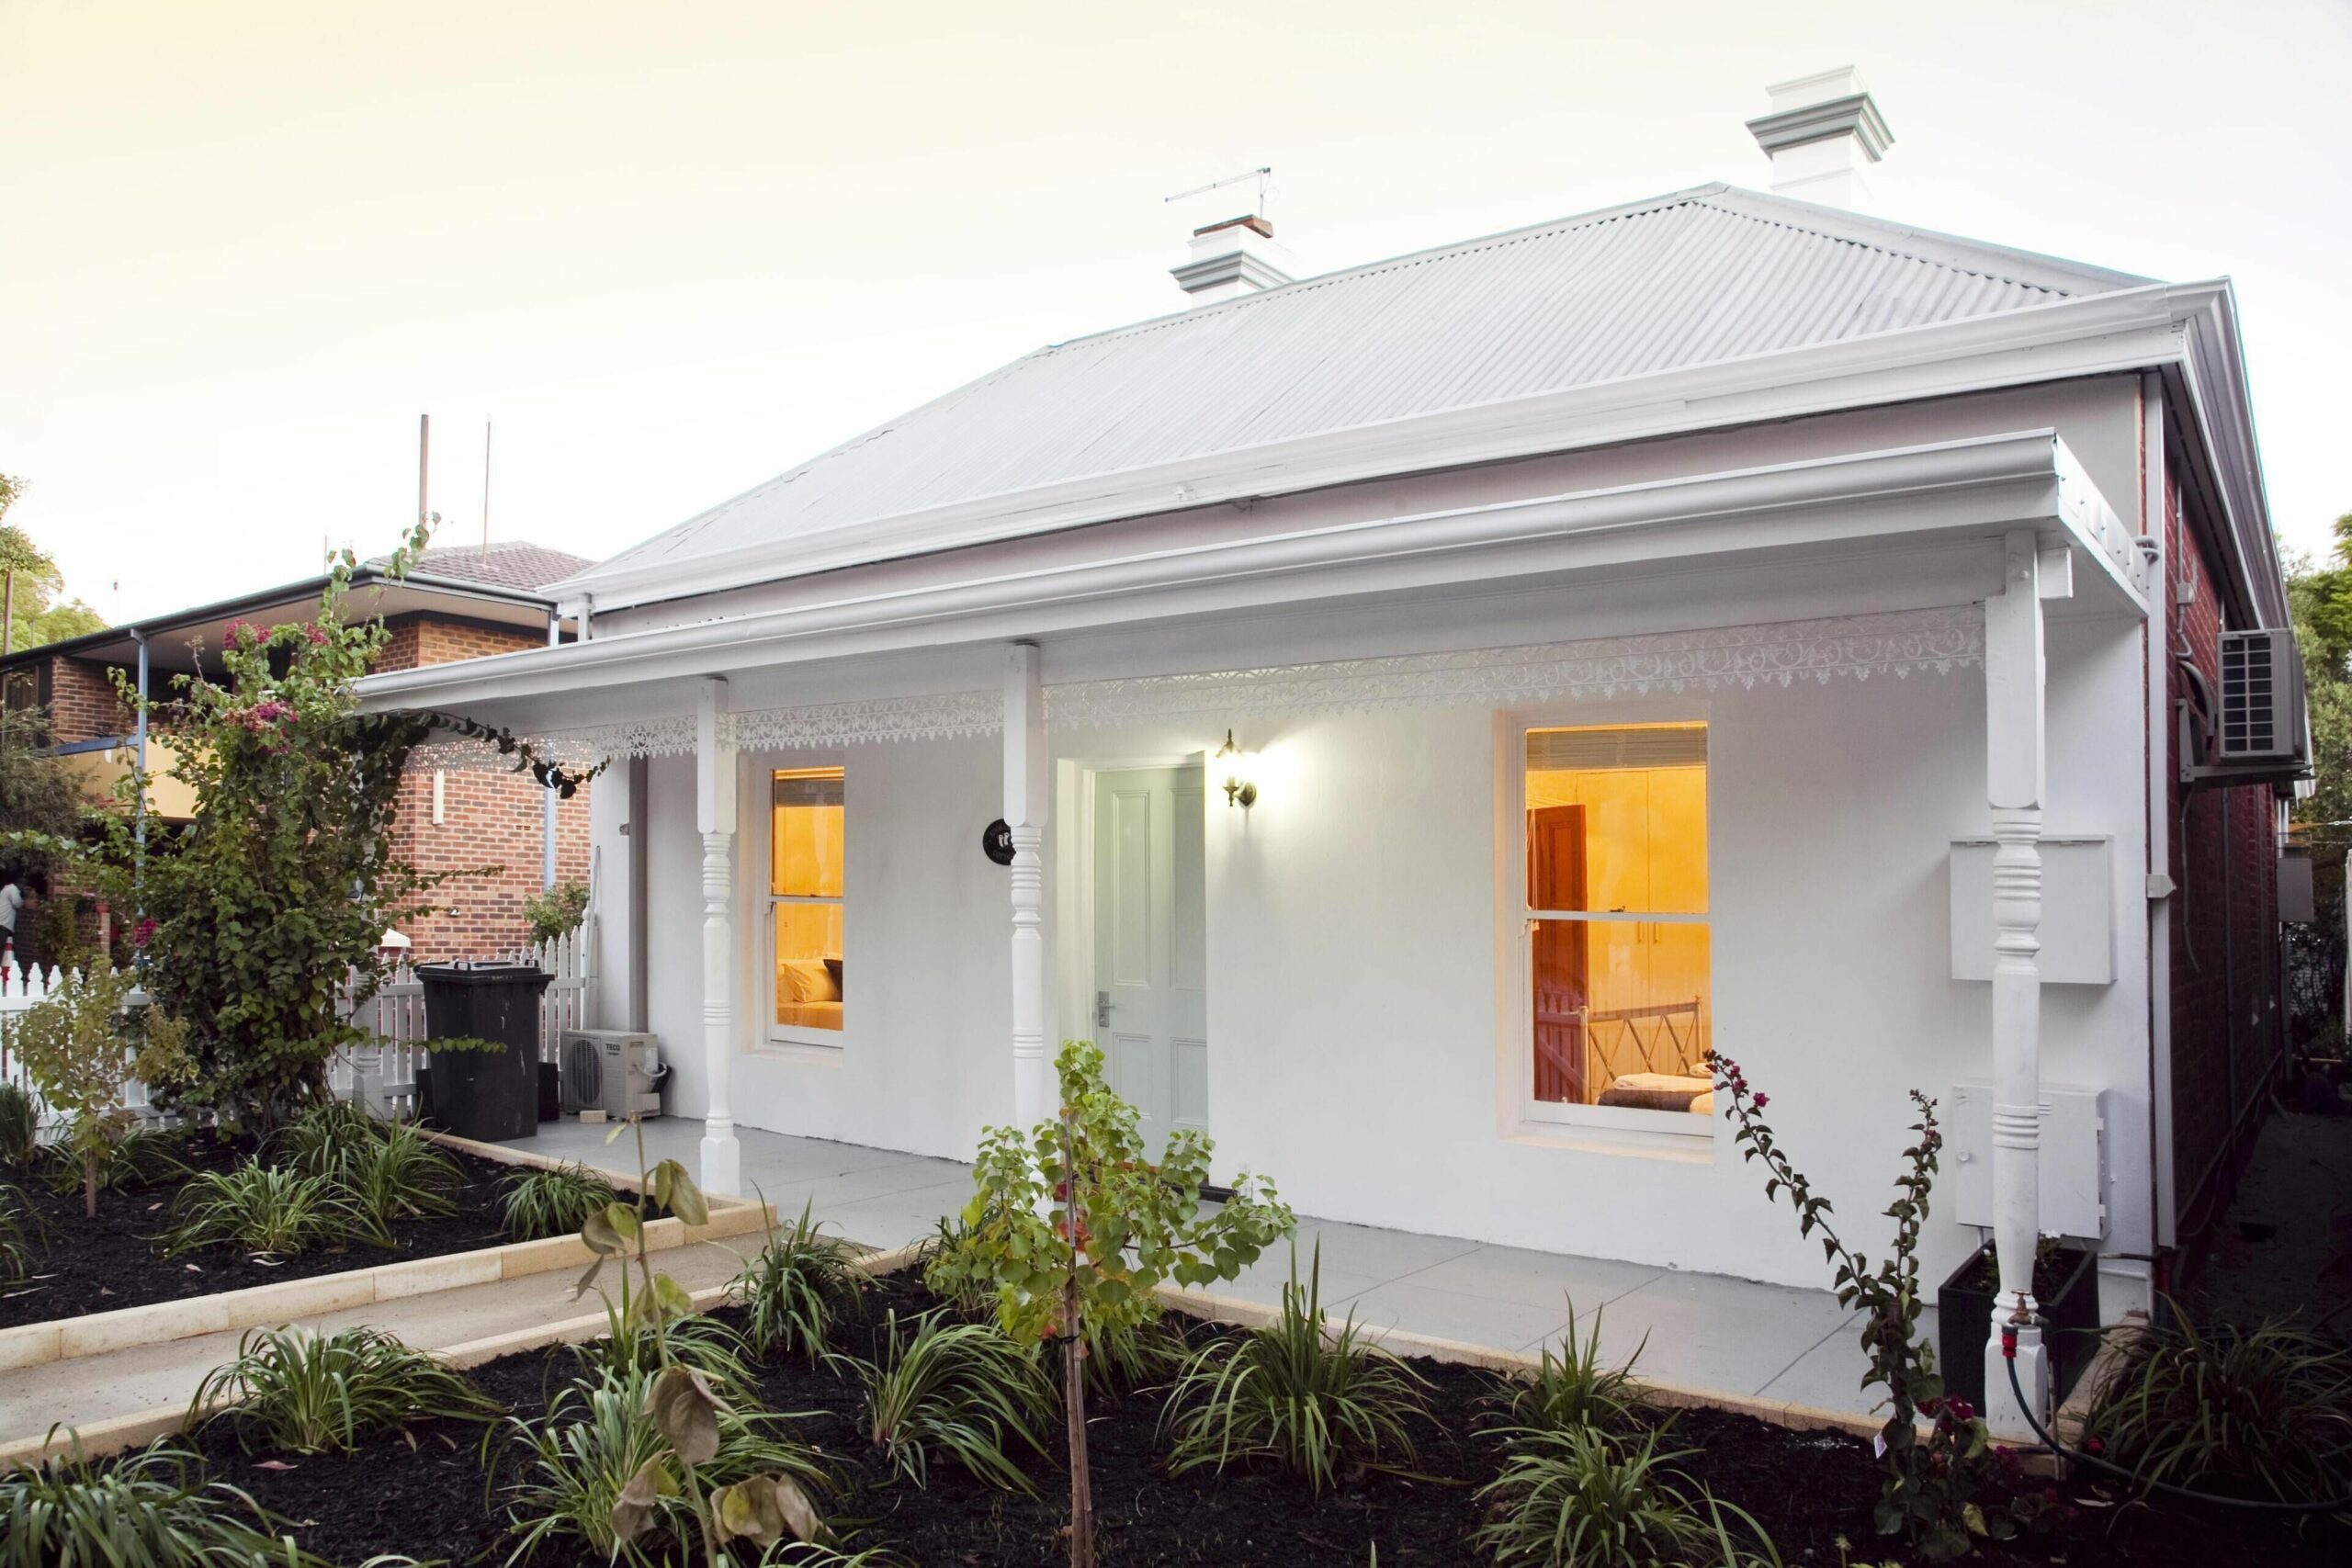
1193;213;1275;241
1746;65;1894;164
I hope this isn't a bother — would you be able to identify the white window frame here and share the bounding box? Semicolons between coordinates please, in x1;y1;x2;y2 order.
762;761;848;1055
1498;700;1715;1145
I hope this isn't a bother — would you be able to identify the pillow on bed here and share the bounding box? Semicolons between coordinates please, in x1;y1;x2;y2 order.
1596;1072;1714;1113
779;958;840;1004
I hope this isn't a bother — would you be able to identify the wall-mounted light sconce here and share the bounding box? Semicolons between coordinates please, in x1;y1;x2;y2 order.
1216;728;1258;808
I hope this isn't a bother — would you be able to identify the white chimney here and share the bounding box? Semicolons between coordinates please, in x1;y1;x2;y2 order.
1170;214;1295;303
1745;66;1894;209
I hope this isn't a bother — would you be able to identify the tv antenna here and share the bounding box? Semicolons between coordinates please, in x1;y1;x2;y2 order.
1164;165;1272;217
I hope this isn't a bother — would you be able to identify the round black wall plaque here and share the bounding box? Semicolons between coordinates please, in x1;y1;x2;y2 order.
981;818;1015;866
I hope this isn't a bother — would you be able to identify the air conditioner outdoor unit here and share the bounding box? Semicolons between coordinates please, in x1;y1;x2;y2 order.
559;1031;663;1119
2217;627;2301;762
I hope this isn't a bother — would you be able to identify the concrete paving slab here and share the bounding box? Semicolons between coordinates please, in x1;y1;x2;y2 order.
1335;1279;1595;1354
1391;1241;1664;1312
1756;1308;1898;1414
1593;1272;1860;1395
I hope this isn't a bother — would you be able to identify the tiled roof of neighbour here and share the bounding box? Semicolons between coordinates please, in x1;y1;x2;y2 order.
405;542;596;593
566;183;2153;601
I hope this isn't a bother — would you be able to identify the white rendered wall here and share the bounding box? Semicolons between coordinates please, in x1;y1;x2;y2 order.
613;608;2152;1289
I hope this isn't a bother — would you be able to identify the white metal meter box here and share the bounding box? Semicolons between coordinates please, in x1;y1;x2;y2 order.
1948;837;2113;984
1948;1081;2107;1238
559;1031;664;1119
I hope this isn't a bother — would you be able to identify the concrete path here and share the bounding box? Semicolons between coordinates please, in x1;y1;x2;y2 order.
0;1238;750;1446
514;1118;1905;1419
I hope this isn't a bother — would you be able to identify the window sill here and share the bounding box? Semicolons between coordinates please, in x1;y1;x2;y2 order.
1506;1113;1715;1165
753;1035;846;1066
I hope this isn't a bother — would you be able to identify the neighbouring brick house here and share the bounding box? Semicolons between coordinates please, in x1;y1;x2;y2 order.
0;541;594;965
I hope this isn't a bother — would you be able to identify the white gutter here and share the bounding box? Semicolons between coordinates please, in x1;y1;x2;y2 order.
364;430;2127;712
554;279;2226;615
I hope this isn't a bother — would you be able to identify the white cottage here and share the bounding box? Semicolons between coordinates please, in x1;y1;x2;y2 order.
365;74;2306;1437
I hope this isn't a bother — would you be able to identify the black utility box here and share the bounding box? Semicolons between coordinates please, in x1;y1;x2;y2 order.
417;963;553;1143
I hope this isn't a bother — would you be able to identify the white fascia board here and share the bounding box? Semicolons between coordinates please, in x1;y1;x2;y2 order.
2161;281;2287;629
553;282;2198;614
363;429;2108;712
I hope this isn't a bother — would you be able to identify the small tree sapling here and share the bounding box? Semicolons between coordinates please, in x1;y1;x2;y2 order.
945;1040;1295;1568
13;967;192;1217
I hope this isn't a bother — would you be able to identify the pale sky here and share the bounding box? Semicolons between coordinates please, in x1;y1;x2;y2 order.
5;0;2348;625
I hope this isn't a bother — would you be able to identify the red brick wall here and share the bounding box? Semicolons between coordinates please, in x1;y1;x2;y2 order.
378;616;546;672
42;655;136;744
379;612;588;962
2165;472;2284;1237
388;765;592;963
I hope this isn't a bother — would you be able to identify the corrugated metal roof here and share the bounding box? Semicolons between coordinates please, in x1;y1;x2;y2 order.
575;184;2151;596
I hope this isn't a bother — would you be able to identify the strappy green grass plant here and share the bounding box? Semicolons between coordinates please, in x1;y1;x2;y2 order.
42;1122;189;1201
164;1159;374;1257
1039;1314;1190;1404
729;1198;867;1361
0;1080;35;1168
188;1325;497;1454
498;1363;841;1567
569;1292;758;1398
1160;1242;1432;1492
2082;1298;2352;1506
499;1161;616;1241
0;1181;33;1284
1473;1425;1780;1568
273;1097;380;1179
337;1118;464;1224
0;1438;329;1568
1496;1302;1649;1438
835;1307;1055;1492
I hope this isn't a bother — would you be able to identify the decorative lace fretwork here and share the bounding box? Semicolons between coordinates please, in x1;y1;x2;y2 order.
406;606;1983;767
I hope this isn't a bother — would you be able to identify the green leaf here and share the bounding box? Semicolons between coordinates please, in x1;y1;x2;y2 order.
650;1270;696;1324
581;1201;638;1255
659;1165;709;1226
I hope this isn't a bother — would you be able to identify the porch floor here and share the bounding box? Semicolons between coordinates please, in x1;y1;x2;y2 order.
511;1118;1910;1421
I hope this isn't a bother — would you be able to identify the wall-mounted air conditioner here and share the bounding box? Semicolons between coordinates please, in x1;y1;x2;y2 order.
2216;627;2301;763
559;1031;663;1119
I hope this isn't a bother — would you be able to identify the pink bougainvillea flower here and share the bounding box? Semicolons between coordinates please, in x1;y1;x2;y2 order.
305;625;330;645
133;917;156;947
223;619;249;646
1752;1092;1770;1109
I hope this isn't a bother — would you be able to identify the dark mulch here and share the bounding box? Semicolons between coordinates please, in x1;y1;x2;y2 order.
164;1271;2349;1568
0;1129;537;1329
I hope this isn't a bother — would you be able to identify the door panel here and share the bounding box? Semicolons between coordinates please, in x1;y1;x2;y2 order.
1093;765;1209;1151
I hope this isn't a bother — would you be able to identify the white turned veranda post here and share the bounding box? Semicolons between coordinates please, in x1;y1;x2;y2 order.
1004;643;1050;1128
1983;529;2051;1440
695;678;741;1198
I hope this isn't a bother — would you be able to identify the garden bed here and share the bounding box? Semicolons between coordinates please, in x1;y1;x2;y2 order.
0;1129;540;1330
153;1271;2347;1568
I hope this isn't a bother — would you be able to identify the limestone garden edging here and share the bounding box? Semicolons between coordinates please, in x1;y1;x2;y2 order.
0;1125;773;1377
0;1242;929;1469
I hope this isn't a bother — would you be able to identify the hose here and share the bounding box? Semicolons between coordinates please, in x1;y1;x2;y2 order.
1999;1323;2352;1516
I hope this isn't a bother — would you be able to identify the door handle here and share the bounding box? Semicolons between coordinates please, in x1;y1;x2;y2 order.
1095;990;1112;1028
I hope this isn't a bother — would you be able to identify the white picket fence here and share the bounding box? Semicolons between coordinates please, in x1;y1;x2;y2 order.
0;916;595;1126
